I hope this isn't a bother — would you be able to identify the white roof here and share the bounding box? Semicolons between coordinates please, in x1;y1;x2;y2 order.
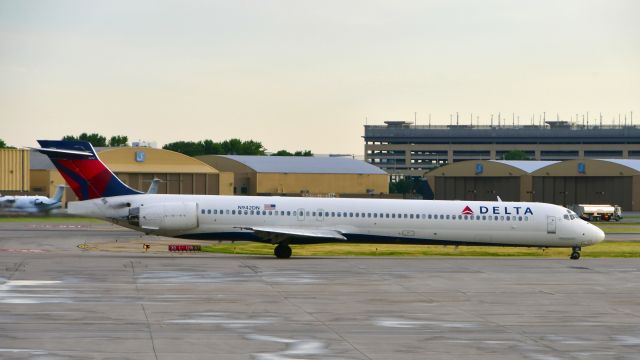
597;159;640;172
221;155;388;174
490;160;560;173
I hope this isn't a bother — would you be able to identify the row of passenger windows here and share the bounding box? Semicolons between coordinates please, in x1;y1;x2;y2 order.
200;208;530;222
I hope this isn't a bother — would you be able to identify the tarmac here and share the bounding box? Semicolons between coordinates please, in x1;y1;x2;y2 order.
0;220;639;359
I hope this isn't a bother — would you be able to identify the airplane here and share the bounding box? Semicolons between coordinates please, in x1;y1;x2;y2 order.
0;185;65;214
34;140;605;260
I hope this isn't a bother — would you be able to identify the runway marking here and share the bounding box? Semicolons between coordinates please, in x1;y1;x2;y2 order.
247;334;332;360
374;317;478;329
0;248;47;253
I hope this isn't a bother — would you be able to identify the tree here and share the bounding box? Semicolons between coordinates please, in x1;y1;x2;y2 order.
272;150;313;156
293;150;313;156
272;150;294;156
108;135;128;147
202;139;223;155
0;139;6;148
63;133;107;147
504;150;531;160
163;141;205;157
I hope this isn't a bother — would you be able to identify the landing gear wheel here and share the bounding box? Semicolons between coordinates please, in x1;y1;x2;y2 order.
570;246;581;260
274;244;292;259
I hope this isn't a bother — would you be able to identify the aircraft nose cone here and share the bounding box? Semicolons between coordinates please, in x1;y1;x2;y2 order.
588;224;605;244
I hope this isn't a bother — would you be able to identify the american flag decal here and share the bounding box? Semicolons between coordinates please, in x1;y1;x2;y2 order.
264;204;276;210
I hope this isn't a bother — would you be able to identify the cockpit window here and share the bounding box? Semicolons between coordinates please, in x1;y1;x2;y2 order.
570;215;575;220
563;214;570;220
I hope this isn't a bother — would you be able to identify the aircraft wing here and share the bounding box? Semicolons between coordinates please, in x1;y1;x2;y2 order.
237;226;347;242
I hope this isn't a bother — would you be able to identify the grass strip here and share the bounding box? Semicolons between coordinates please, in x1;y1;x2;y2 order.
201;241;640;258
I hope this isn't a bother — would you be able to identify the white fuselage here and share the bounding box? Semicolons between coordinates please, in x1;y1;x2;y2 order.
68;194;605;248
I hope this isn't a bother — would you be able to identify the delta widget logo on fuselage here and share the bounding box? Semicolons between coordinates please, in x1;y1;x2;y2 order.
462;205;533;216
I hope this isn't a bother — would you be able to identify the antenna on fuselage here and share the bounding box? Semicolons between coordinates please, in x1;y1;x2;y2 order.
496;196;503;202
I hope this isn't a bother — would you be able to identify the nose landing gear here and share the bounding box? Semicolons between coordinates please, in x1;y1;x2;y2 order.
274;243;292;259
570;246;581;260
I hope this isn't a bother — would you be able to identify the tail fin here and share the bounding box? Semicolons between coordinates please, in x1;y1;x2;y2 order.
51;185;65;203
35;140;142;200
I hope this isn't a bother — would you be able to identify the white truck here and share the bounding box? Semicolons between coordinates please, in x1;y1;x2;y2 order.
569;204;623;222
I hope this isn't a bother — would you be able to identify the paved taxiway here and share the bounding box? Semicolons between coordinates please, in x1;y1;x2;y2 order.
0;221;639;359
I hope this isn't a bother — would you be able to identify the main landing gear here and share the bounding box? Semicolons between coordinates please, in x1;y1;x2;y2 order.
570;246;581;260
274;243;292;259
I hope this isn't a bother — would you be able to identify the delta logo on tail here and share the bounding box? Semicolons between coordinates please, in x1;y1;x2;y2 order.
462;206;474;215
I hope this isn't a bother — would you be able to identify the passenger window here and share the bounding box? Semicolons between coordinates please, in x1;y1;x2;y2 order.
524;216;529;221
232;210;236;215
385;213;389;218
287;211;291;216
331;212;336;217
355;213;359;218
506;216;510;221
439;215;444;220
250;211;254;215
313;212;317;217
445;215;450;220
464;215;468;220
374;213;378;218
392;214;396;219
428;214;432;219
482;215;486;220
518;216;523;221
325;212;329;217
500;216;504;221
337;212;342;217
343;212;347;217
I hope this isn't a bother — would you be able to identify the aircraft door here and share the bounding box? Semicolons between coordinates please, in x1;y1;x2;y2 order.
316;208;324;222
547;216;557;234
297;208;305;221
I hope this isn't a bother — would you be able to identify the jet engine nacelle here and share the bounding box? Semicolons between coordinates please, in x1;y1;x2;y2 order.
128;202;198;232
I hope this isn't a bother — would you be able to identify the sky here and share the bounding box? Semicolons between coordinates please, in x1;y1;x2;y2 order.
1;0;639;155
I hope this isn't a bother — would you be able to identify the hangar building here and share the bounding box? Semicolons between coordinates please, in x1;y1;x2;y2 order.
426;159;640;211
31;147;233;202
197;155;389;196
0;148;30;193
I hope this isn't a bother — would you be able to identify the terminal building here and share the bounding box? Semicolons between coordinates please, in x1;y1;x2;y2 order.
365;120;640;177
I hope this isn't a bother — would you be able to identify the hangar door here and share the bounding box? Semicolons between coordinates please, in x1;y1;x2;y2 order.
435;177;520;201
532;176;632;210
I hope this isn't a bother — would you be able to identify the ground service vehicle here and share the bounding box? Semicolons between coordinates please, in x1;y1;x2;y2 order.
569;204;622;222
